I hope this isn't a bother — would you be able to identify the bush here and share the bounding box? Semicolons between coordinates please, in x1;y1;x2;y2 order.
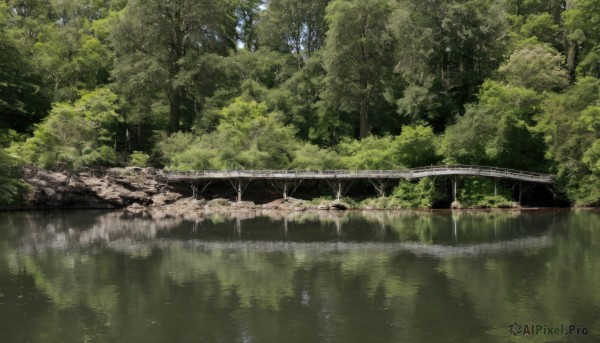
456;177;513;208
0;150;29;205
129;151;150;167
390;177;445;209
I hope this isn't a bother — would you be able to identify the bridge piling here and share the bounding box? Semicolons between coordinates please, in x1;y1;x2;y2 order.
326;180;354;200
369;179;390;198
229;179;251;202
452;176;458;202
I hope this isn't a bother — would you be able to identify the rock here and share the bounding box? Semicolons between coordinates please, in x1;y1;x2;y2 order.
451;201;462;209
169;197;207;209
292;206;306;211
317;203;330;210
42;187;56;197
262;198;284;209
331;201;351;210
232;201;256;209
151;192;182;207
125;203;147;213
206;198;231;208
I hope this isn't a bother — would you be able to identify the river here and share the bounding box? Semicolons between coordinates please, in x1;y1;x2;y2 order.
0;209;598;342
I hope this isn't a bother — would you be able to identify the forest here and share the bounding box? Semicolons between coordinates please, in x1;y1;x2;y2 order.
0;0;599;207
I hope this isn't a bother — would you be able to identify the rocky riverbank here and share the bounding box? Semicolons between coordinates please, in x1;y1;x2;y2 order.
9;167;355;212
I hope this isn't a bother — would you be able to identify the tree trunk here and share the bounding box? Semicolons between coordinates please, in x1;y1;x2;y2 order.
566;40;578;82
169;90;180;134
359;95;369;139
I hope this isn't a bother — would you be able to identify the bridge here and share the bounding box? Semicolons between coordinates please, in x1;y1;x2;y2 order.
158;165;555;203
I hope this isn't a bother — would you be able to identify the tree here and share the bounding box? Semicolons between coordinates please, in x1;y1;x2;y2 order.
5;0;115;102
166;99;299;170
236;0;263;51
10;87;122;174
322;0;396;138
563;0;600;78
258;0;330;60
390;0;507;129
498;43;569;92
535;77;600;205
439;81;547;171
111;0;237;133
0;150;28;205
337;136;396;170
392;125;439;168
0;2;50;132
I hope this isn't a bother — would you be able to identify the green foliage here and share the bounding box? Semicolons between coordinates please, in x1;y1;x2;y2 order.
456;177;514;208
337;136;396;170
0;3;50;132
392;125;438;168
439;81;547;171
10;88;122;171
111;0;237;133
292;143;341;170
0;150;29;205
335;125;438;170
535;77;600;206
3;0;600;207
258;0;329;56
499;43;569;92
390;0;508;126
519;13;559;46
167;99;299;170
322;0;396;138
390;178;445;209
129;151;150;168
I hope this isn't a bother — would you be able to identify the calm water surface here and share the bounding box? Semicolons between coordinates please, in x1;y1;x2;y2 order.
0;209;599;343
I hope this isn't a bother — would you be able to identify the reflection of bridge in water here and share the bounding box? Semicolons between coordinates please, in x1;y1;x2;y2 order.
10;210;556;259
159;165;556;202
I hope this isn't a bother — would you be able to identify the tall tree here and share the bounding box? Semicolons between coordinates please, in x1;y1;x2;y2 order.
322;0;395;138
236;0;263;51
111;0;237;134
390;0;507;130
258;0;330;61
0;2;50;132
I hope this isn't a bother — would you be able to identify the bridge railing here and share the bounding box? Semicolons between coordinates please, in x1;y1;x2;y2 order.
160;165;555;182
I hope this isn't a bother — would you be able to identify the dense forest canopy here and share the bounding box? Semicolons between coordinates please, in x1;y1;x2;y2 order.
1;0;599;205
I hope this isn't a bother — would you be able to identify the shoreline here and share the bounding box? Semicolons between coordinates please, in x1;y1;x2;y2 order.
5;166;581;213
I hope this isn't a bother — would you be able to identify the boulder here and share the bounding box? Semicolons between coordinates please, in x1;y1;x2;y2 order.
330;201;351;210
262;198;284;209
168;197;207;209
205;198;231;208
151;192;182;207
317;203;330;210
232;201;256;209
125;203;147;213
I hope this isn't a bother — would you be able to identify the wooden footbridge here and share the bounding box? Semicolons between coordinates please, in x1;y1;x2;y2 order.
158;165;555;203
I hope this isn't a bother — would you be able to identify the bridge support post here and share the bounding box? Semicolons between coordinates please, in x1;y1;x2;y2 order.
191;181;213;199
451;176;458;202
229;179;251;203
325;180;353;200
494;179;498;197
369;179;390;198
191;183;198;199
271;180;303;200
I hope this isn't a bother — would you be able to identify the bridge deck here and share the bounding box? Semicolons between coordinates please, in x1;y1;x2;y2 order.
160;165;555;184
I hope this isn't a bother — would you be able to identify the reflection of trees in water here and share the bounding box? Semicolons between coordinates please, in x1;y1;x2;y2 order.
1;210;586;342
2;209;561;254
437;211;600;341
